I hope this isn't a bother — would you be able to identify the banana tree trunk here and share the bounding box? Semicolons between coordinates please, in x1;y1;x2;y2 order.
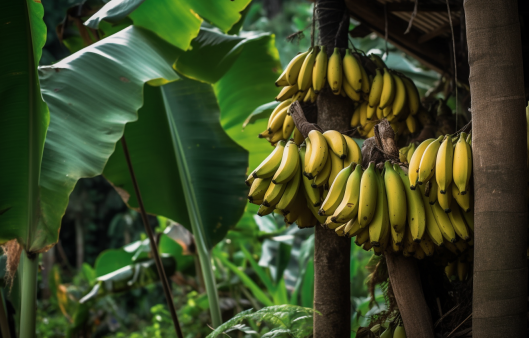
464;0;528;336
313;1;353;336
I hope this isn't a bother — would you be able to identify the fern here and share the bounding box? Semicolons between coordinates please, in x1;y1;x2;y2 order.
207;305;316;338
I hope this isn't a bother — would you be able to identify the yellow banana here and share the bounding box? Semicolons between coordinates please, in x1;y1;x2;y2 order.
453;132;472;195
334;223;347;236
359;101;368;127
303;88;312;102
267;131;284;145
297;48;317;92
305;130;329;179
332;164;362;223
307;200;327;224
346;218;363;238
285;51;309;85
376;105;383;120
299;144;321;206
283;193;304;224
351;104;361;127
319;163;353;216
343;77;361;101
384;162;407;233
406;114;416;133
452;184;470;212
419;233;436;256
368;69;384;107
245;174;255;187
378;68;395;109
359;63;370;94
262;181;287;207
253;140;286;178
313;46;328;94
292;91;304;102
343;49;362;92
419;184;444;246
406;143;416;164
310;87;317;103
431;201;457;242
438;183;452;212
312;154;331;188
275;68;289;87
390;223;404;246
402;76;420;115
417;135;444;185
328;147;344;185
276;172;301;214
268;106;289;133
447;198;471;241
395;165;425;241
323;130;347;159
282;114;295;140
304;137;312;174
293;127;304;146
408;138;435;189
369;171;389;247
428;179;438;205
398;145;410;163
267;99;292;130
358;162;378;227
327;48;343;94
391;73;407;116
383;105;392;118
248;177;273;203
296;205;318;228
436;135;454;194
272;141;300;184
343;135;362;167
367;104;377;120
355;226;370;246
275;84;299;101
403;225;417;254
257;203;276;217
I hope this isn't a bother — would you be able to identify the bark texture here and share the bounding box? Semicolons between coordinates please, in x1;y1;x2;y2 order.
465;0;528;337
313;1;352;337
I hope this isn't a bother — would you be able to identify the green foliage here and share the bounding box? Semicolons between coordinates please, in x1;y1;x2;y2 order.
207;305;315;338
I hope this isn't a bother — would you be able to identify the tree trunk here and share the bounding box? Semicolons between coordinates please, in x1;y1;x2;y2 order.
464;1;528;337
75;214;84;270
313;1;353;336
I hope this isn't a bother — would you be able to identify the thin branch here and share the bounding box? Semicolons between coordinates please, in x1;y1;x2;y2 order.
446;313;472;338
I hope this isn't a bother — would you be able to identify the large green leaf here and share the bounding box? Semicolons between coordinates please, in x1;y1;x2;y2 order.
85;0;251;51
0;0;48;245
174;28;271;84
214;33;281;172
30;26;179;252
103;79;248;249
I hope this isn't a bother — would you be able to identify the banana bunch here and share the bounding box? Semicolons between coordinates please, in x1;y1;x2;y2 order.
246;130;363;228
258;99;305;146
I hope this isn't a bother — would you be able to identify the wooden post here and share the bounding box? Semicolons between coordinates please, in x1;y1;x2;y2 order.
464;0;528;336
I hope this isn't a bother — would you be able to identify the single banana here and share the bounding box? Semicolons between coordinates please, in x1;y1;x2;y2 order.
253;140;286;178
355;226;370;246
453;132;472;195
358;162;378;227
384;162;407;233
282;114;295;140
369;54;387;69
334;223;347;236
419;184;444;246
285;51;309;85
257;203;276;217
312;154;332;188
406;143;416;163
262;181;287;207
417;135;444;185
299;144;321;206
428;179;438;205
378;68;395;109
245;174;255;187
313;46;328;94
328;148;344;185
332;164;362;223
303;88;312;102
275;68;289;87
359;62;370;94
248;177;273;203
319;163;353;216
304;138;312;175
323;130;347;159
268;106;289;133
408;138;435;189
402;76;420;115
452;183;471;212
343;135;363;167
390;223;404;246
297;48;317;92
383;105;392;118
367;104;377;120
398;145;410;163
419;233;436;256
267;131;284;145
305;130;329;179
293;127;304;145
343;77;362;101
343;49;362;92
376;105;383;120
267;99;292;130
368;69;384;107
327;48;343;94
391;73;407;116
346;218;363;238
447;198;471;241
395;164;425;242
351;104;361;127
325;216;344;230
405;114;417;133
437;183;452;212
275;84;299;101
431;201;457;242
272;141;300;184
359;101;368;127
436;135;454;194
369;171;389;247
275;169;301;213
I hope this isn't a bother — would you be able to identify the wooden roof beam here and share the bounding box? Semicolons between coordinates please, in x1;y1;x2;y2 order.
385;2;461;12
345;0;451;75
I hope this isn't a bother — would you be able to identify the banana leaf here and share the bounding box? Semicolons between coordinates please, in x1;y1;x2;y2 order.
85;0;251;50
80;255;176;303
